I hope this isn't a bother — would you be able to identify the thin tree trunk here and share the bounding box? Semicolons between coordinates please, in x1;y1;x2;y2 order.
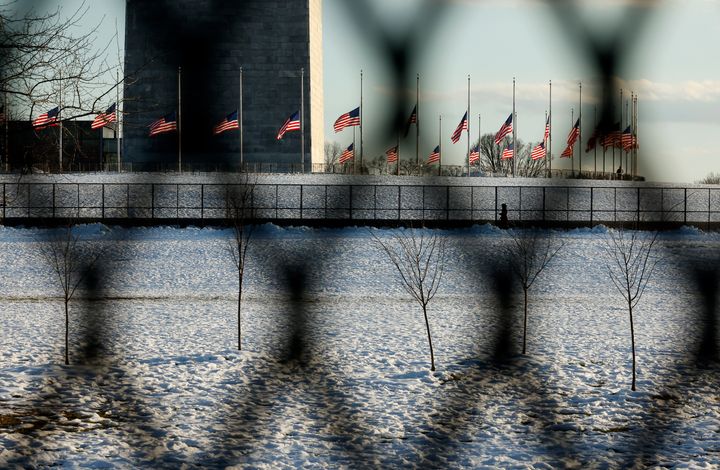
238;267;243;351
422;304;435;371
64;298;69;365
522;287;528;355
629;303;636;391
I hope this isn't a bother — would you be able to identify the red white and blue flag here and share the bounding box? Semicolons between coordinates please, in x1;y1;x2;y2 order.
213;110;239;135
451;112;468;144
567;118;580;146
544;115;551;142
531;141;546;160
91;103;116;130
621;126;637;150
501;143;514;160
427;145;440;165
339;143;354;163
494;114;513;145
386;145;398;164
469;144;480;165
33;106;59;129
148;112;177;136
561;144;574;158
334;107;360;133
404;104;417;136
277;111;300;140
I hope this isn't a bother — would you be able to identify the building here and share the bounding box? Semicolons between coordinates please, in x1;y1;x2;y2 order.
123;0;324;172
1;121;118;172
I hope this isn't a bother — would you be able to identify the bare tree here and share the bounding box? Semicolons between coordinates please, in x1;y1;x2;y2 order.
504;229;564;355
602;227;659;391
226;174;257;351
38;223;105;365
371;227;446;371
324;141;342;168
477;134;546;177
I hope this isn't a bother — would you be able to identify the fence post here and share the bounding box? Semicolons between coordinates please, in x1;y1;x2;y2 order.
52;183;56;219
77;183;80;219
590;187;593;227
300;185;304;220
373;185;378;219
349;185;353;220
176;184;180;220
519;186;522;222
494;186;498;222
126;183;130;218
398;185;401;220
102;184;105;219
446;186;450;221
637;187;641;227
151;184;155;219
542;187;546;223
201;184;204;221
2;183;5;220
684;188;687;225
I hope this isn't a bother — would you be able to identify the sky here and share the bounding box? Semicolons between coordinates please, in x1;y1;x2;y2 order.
8;0;720;183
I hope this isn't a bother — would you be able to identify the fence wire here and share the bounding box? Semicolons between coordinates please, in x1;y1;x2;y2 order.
1;1;718;468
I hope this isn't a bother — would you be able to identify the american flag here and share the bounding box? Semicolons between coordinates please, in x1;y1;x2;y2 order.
501;143;514;160
530;141;546;160
32;106;59;129
544;115;550;142
494;114;513;145
339;143;354;164
451;112;468;144
277;111;300;140
566;118;580;146
386;145;398;164
213;110;239;135
334;107;360;133
148;112;177;136
469;144;480;165
560;144;574;158
404;104;417;136
621;126;637;150
427;145;440;165
601;122;621;149
585;127;598;153
91;103;116;130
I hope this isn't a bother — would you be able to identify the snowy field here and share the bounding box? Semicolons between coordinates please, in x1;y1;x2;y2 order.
0;223;719;468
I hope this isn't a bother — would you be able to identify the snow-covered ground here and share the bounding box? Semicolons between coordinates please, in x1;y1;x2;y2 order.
0;223;718;468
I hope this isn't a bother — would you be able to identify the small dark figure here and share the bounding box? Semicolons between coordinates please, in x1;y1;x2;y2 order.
616;166;623;179
499;203;509;229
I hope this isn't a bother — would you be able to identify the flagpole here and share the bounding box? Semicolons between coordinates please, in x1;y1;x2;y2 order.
360;69;363;173
438;114;442;177
416;73;420;166
548;79;552;178
352;127;356;175
239;67;243;171
478;113;481;175
301;67;305;173
570;107;574;177
512;77;516;178
634;94;638;179
178;66;182;173
117;69;121;172
618;88;622;177
593;105;597;176
578;81;582;178
396;132;400;176
4;92;8;172
467;74;470;177
625;95;629;178
59;71;63;172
